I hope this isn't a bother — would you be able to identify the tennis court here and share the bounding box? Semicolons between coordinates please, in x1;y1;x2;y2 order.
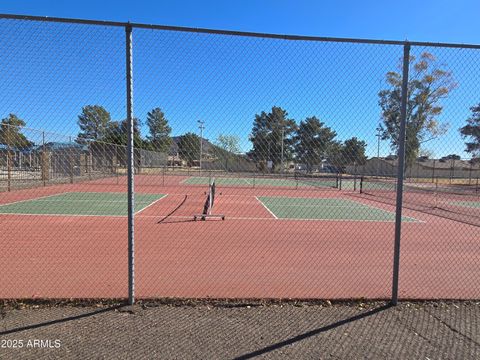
0;178;477;300
0;192;166;216
358;176;480;226
360;177;480;195
182;175;339;189
450;200;480;209
256;196;417;221
0;189;414;222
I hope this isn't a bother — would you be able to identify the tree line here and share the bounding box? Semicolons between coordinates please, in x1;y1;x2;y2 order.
76;105;172;153
1;51;480;170
248;106;367;172
76;106;244;168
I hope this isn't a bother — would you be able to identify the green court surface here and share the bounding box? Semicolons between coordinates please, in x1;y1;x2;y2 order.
183;176;338;189
449;201;480;209
361;180;397;191
0;192;166;216
338;179;360;191
257;196;416;221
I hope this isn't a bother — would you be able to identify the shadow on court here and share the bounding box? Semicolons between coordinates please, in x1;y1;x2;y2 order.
157;194;189;224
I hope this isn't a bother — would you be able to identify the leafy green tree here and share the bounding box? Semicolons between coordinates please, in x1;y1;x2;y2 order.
215;134;241;170
146;107;172;153
338;137;367;166
177;132;201;166
460;103;480;159
216;134;241;154
77;105;112;143
248;106;297;171
378;52;456;168
0;114;32;148
440;154;461;161
103;118;144;148
294;117;338;172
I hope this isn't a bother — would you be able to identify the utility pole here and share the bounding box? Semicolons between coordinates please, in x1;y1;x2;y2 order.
198;120;205;170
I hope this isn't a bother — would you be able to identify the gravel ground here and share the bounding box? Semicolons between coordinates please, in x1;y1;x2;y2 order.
0;301;479;359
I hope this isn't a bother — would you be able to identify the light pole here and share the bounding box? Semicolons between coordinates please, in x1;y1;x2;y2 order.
198;120;205;170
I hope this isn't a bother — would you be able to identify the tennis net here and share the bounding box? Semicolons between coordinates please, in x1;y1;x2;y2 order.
203;178;216;216
195;178;224;221
293;173;341;190
359;176;480;226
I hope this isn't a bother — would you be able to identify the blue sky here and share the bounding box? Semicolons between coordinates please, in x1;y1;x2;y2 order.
0;0;479;158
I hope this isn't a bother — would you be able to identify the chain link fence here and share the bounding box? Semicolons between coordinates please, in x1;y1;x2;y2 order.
0;14;478;303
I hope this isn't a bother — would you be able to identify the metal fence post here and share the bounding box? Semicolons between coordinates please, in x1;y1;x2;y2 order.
432;159;436;183
42;131;47;186
392;43;410;306
69;136;74;184
469;161;473;185
6;145;12;192
125;24;135;305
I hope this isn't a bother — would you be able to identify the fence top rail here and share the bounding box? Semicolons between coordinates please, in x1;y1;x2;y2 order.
2;13;480;49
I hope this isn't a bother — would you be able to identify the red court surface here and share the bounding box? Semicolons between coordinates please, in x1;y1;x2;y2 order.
0;175;478;300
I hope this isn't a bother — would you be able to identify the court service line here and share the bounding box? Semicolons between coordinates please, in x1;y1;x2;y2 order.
0;212;125;218
0;191;73;207
254;196;278;219
243;178;253;185
16;199;139;203
135;194;168;214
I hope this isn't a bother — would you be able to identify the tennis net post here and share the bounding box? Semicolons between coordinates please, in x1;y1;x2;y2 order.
194;178;225;221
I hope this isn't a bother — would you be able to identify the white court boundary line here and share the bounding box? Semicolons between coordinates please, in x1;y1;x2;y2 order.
0;191;73;207
340;197;421;222
4;199;155;204
243;178;253;185
0;192;167;217
254;196;278;219
0;192;163;205
0;193;423;223
0;212;125;218
256;196;421;223
179;177;190;184
135;194;168;214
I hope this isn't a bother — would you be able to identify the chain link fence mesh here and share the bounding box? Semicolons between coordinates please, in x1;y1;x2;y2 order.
0;18;128;298
0;15;478;301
